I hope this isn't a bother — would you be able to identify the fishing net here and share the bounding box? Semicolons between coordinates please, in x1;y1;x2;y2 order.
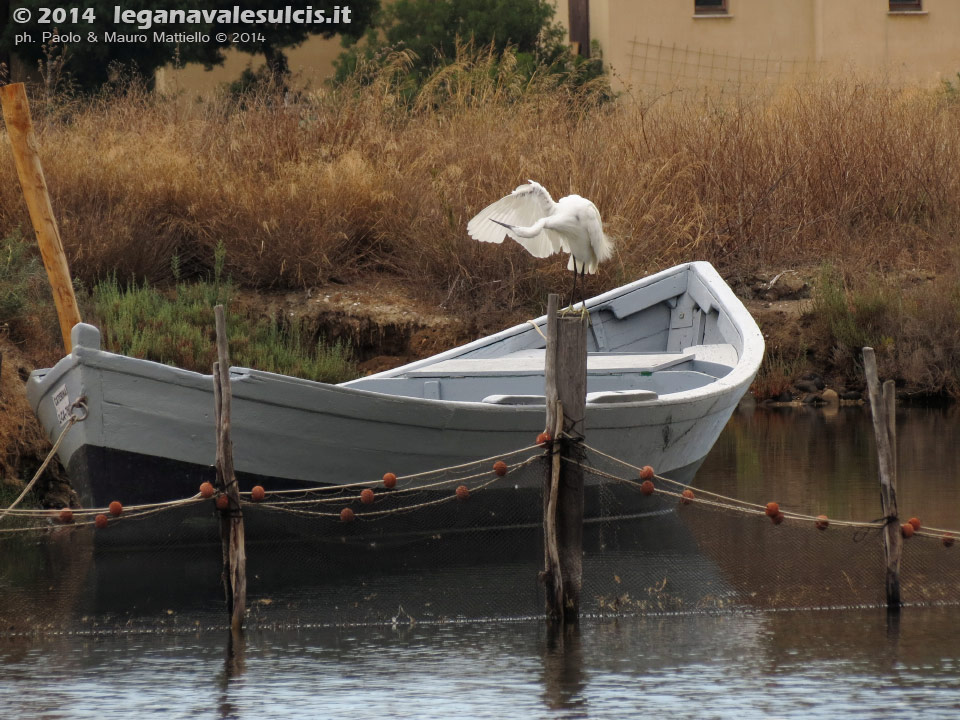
1;438;959;635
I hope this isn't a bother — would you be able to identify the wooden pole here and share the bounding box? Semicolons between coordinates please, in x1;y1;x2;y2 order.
0;83;81;352
543;295;588;623
863;347;901;610
214;305;246;630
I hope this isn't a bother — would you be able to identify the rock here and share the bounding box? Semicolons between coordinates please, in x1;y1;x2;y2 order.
839;390;863;401
775;272;808;299
776;390;793;403
794;380;820;394
821;388;840;407
800;372;825;390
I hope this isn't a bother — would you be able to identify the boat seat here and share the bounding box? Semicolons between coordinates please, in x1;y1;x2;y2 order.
585;390;658;404
482;389;660;406
481;395;546;406
407;351;691;378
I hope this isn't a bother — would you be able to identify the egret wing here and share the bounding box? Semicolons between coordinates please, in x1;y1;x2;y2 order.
467;181;561;258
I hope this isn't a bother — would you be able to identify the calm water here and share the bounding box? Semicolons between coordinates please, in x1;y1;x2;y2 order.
2;405;960;719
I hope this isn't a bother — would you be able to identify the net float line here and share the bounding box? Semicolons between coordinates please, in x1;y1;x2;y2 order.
244;455;539;508
570;451;903;532
248;442;548;498
247;467;517;521
0;441;549;522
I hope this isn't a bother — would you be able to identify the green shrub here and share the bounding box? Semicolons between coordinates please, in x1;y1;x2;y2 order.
91;272;357;384
811;263;898;354
0;229;43;323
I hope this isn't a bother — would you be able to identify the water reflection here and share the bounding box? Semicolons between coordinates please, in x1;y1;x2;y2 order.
219;629;246;720
702;404;960;527
541;624;587;716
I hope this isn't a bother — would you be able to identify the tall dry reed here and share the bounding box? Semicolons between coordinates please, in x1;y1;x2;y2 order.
2;50;959;320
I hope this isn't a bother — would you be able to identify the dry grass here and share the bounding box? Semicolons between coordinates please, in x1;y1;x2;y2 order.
2;50;959;323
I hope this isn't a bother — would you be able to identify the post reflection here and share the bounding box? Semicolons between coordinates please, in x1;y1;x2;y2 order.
541;623;587;717
218;627;246;719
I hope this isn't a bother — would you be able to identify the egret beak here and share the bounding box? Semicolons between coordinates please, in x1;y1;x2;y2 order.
490;219;515;230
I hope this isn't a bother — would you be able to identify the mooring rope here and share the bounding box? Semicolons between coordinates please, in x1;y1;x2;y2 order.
526;320;547;341
0;399;87;524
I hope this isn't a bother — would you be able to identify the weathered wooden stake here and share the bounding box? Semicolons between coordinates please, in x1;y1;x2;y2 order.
0;83;81;352
543;294;588;623
863;346;902;611
214;305;247;630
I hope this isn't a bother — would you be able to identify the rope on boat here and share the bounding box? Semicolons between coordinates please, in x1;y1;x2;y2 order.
0;399;87;524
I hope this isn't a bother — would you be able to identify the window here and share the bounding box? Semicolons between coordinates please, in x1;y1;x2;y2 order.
695;0;728;14
889;0;922;10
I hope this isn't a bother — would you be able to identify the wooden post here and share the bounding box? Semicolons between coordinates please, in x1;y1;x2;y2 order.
0;83;81;352
214;305;246;630
543;295;588;623
863;347;901;611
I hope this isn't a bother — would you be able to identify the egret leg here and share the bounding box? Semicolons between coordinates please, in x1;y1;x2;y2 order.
563;260;579;315
579;265;588;319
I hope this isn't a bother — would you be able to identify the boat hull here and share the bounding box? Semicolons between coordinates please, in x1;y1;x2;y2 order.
27;262;762;519
31;330;741;507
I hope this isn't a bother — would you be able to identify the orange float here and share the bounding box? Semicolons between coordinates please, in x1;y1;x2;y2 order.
199;482;215;499
640;466;655;481
251;485;265;502
681;489;695;505
382;472;397;489
901;523;915;539
493;461;508;476
340;507;355;522
94;514;108;529
361;488;375;504
456;485;470;501
108;501;123;516
765;502;780;518
640;480;655;496
816;514;829;530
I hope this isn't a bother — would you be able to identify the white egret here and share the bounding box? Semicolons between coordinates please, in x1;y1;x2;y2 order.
467;180;612;310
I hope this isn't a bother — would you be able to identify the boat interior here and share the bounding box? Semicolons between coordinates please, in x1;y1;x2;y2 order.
346;269;744;405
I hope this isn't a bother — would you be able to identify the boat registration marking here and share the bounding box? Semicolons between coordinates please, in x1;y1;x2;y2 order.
53;385;71;426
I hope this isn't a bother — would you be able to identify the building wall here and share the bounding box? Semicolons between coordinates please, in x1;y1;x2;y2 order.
157;37;344;93
556;0;960;91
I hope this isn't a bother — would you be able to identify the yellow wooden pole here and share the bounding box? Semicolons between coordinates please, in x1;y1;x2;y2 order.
0;82;81;352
